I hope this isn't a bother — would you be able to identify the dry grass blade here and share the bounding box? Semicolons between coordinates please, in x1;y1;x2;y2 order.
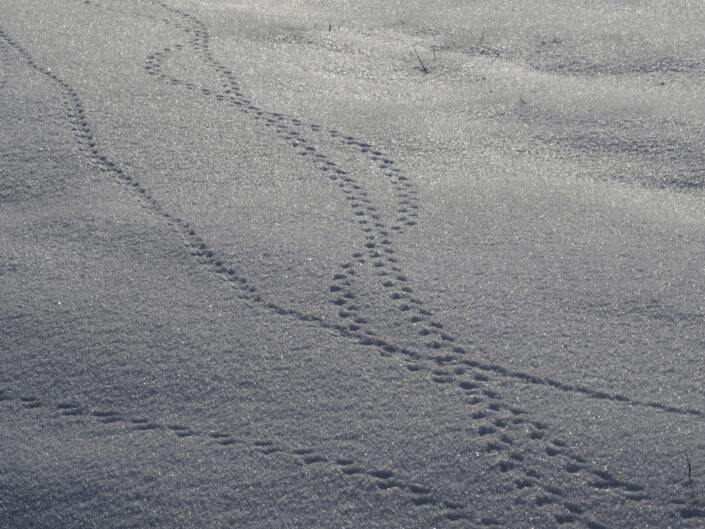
413;45;428;74
685;452;693;480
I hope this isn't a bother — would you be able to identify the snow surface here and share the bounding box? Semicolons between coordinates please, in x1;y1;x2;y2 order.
2;0;705;527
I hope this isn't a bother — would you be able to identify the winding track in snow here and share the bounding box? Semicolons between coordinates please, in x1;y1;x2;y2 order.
140;0;705;420
132;5;701;524
0;19;494;526
2;1;703;525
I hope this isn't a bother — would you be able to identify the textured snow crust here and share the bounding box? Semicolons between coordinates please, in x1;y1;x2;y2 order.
2;1;705;527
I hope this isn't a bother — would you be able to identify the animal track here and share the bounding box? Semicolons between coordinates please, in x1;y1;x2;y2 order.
1;6;698;527
5;385;484;522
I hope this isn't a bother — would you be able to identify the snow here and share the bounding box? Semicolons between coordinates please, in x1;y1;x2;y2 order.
2;0;705;527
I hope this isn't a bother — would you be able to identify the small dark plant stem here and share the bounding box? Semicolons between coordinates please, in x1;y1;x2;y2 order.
685;452;692;480
413;45;428;74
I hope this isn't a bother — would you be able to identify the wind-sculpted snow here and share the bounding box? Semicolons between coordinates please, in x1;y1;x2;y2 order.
2;0;705;527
